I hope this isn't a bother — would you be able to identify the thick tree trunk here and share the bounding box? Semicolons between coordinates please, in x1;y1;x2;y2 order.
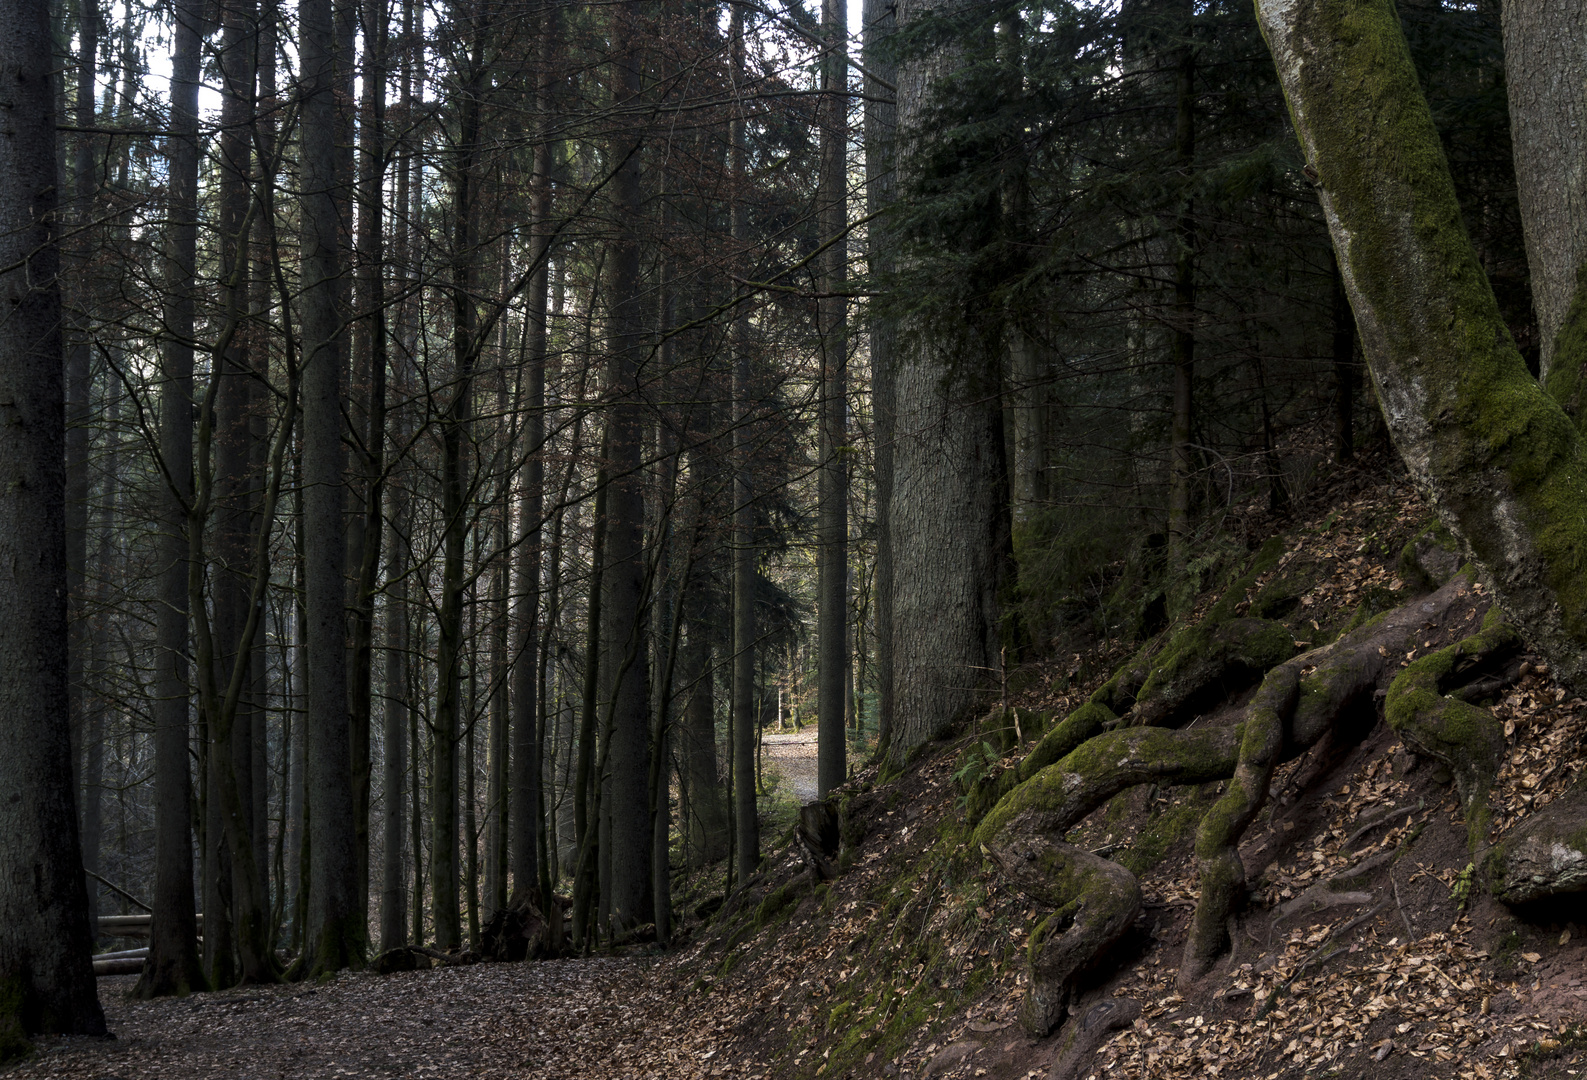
0;0;108;1044
1500;1;1587;385
137;0;207;999
1256;0;1587;691
300;0;361;975
816;0;850;797
889;0;1013;760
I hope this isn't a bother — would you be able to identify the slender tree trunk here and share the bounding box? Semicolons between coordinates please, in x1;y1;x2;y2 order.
571;473;608;946
602;0;653;932
431;9;488;952
379;477;410;950
300;0;361;975
136;0;207;998
69;0;102;932
64;0;99;838
728;2;760;883
0;0;109;1042
863;0;896;753
348;0;389;933
816;0;850;798
510;9;557;906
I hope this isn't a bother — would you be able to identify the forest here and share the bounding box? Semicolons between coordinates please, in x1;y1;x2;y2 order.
2;0;1587;1076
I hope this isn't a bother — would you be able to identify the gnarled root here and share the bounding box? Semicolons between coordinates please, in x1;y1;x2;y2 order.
981;834;1141;1037
1385;610;1518;853
976;575;1491;1017
1180;665;1297;982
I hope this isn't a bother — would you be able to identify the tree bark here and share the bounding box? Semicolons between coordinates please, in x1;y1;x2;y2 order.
510;9;557;904
728;2;760;884
602;0;653;933
137;0;207;998
816;0;850;797
862;0;896;752
0;0;109;1043
1255;0;1587;690
1500;0;1587;385
300;0;361;975
889;0;1013;760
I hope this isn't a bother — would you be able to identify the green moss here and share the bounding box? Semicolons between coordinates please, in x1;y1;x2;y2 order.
1116;793;1210;877
1385;615;1518;852
1279;0;1587;668
754;880;808;931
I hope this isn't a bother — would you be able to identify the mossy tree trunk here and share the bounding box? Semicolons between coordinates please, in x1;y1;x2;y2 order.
1255;0;1587;692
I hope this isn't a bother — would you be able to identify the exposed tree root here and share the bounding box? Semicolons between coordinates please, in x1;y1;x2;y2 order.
972;573;1514;1036
1384;609;1519;852
1489;785;1587;904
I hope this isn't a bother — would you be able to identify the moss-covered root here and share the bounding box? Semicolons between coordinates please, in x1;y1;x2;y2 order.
964;702;1115;825
973;725;1241;847
1385;611;1519;853
1181;665;1298;983
982;836;1142;1038
1130;617;1296;728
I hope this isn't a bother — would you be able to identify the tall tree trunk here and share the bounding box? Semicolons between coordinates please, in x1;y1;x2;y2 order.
862;0;896;753
64;0;99;840
728;2;760;882
888;0;1013;761
379;472;410;950
348;0;389;933
1500;1;1587;386
431;5;488;951
571;472;608;946
602;0;653;933
300;0;361;975
0;0;109;1043
511;6;557;906
1255;0;1587;689
69;0;102;932
136;0;207;998
816;0;850;798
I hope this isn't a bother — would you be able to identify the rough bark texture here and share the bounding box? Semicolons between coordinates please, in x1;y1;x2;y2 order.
0;0;109;1045
889;0;1012;762
1499;0;1587;385
1255;0;1587;693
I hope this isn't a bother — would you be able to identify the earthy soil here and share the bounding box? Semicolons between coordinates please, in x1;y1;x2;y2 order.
10;454;1587;1080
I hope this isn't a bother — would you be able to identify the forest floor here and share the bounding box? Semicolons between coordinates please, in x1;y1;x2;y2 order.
10;454;1587;1080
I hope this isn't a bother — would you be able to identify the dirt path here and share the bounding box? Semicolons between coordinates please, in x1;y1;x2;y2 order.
10;961;734;1080
760;729;819;803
